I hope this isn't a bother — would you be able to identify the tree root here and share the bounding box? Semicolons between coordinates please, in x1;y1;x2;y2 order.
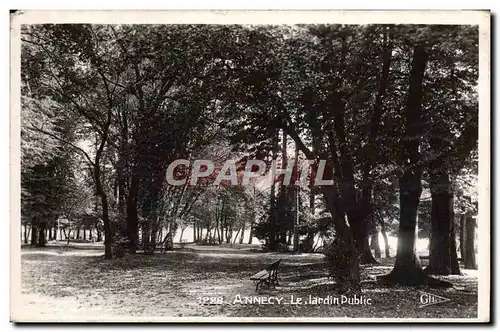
424;265;461;276
360;253;379;265
378;269;453;288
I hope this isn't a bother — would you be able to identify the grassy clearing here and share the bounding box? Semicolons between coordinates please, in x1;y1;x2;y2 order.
18;245;478;320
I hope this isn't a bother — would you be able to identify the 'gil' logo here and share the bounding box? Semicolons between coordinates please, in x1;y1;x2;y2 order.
419;292;451;308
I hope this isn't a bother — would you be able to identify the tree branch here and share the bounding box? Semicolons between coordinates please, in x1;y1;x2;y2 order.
28;125;94;167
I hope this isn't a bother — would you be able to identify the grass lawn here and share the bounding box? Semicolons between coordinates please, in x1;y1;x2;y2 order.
17;244;478;321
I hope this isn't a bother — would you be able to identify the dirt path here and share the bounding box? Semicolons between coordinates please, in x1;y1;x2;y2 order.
16;246;478;321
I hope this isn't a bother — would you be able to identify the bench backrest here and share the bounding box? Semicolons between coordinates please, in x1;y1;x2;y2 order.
267;259;281;272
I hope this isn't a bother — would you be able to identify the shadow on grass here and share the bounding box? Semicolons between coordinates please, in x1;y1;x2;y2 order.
20;246;479;319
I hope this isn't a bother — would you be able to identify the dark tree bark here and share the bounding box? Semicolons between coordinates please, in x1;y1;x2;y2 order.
48;227;52;241
24;225;28;244
329;90;374;264
76;227;81;239
36;222;46;247
427;194;451;274
380;44;427;285
379;44;450;287
426;173;460;275
426;68;460;276
427;172;454;275
31;223;38;246
464;215;477;269
330;89;369;264
322;186;361;293
285;108;361;293
357;27;394;264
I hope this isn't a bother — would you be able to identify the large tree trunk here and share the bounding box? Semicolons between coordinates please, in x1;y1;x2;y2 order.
285;119;361;291
380;46;426;284
379;44;450;287
426;175;460;275
285;86;360;292
353;27;394;265
427;172;454;275
36;222;46;247
31;223;38;245
321;186;361;293
350;214;378;264
464;215;477;269
331;90;368;264
381;169;426;285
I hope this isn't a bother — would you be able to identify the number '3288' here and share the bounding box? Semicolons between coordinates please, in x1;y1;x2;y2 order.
197;296;225;305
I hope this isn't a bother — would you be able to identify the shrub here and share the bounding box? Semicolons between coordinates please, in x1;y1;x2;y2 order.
112;235;129;258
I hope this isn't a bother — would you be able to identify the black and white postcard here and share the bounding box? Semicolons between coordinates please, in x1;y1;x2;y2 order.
10;10;490;322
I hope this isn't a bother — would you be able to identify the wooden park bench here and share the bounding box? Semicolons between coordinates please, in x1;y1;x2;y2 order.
250;259;282;291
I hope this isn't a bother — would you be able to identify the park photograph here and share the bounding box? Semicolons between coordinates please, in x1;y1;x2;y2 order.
10;10;490;323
